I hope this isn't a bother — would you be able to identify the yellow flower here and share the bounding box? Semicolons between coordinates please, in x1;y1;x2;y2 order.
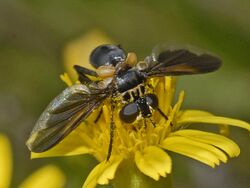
0;134;65;188
32;75;250;188
30;30;250;188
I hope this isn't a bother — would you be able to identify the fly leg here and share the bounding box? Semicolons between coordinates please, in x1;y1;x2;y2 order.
74;65;98;84
106;94;116;161
156;107;173;126
106;64;121;161
156;107;168;120
149;118;156;127
94;108;103;123
144;118;147;129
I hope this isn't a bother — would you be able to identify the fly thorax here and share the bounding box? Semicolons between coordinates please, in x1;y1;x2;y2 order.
116;69;145;93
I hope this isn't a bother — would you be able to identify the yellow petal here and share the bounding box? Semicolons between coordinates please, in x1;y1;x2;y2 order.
156;78;166;114
135;146;172;180
170;130;240;157
0;134;12;188
177;110;213;119
102;104;111;125
171;91;185;117
82;156;123;188
60;73;73;86
63;29;113;80
177;110;231;136
19;165;65;188
31;126;94;159
178;115;250;132
164;77;176;106
161;136;229;168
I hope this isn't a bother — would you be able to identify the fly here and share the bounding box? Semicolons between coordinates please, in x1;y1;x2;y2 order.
26;44;222;160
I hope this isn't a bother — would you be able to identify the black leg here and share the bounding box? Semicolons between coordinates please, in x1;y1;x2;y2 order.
156;107;173;126
94;108;103;123
149;118;156;127
79;74;92;84
74;65;98;84
106;69;121;161
106;97;116;161
156;107;169;120
107;121;115;161
74;65;98;77
144;118;147;129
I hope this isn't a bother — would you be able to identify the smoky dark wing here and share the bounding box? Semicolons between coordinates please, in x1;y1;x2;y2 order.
144;45;222;77
26;84;108;153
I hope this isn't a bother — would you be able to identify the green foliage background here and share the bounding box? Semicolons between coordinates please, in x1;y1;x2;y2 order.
0;0;249;187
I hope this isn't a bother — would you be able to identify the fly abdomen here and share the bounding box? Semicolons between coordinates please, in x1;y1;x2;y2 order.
116;69;145;93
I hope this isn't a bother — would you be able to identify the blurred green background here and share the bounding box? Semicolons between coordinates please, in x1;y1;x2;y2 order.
0;0;249;187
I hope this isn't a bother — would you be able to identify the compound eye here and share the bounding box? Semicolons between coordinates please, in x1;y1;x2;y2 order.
119;103;139;123
145;94;158;108
90;44;126;68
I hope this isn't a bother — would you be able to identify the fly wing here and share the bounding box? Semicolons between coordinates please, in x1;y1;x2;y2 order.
144;44;222;77
26;84;108;153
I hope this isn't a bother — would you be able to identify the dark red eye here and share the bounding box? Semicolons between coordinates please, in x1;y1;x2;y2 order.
119;103;139;123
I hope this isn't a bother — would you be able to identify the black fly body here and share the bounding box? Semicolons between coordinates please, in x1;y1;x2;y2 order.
26;44;222;160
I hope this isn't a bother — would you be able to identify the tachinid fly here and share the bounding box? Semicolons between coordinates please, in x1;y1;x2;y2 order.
26;44;222;160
